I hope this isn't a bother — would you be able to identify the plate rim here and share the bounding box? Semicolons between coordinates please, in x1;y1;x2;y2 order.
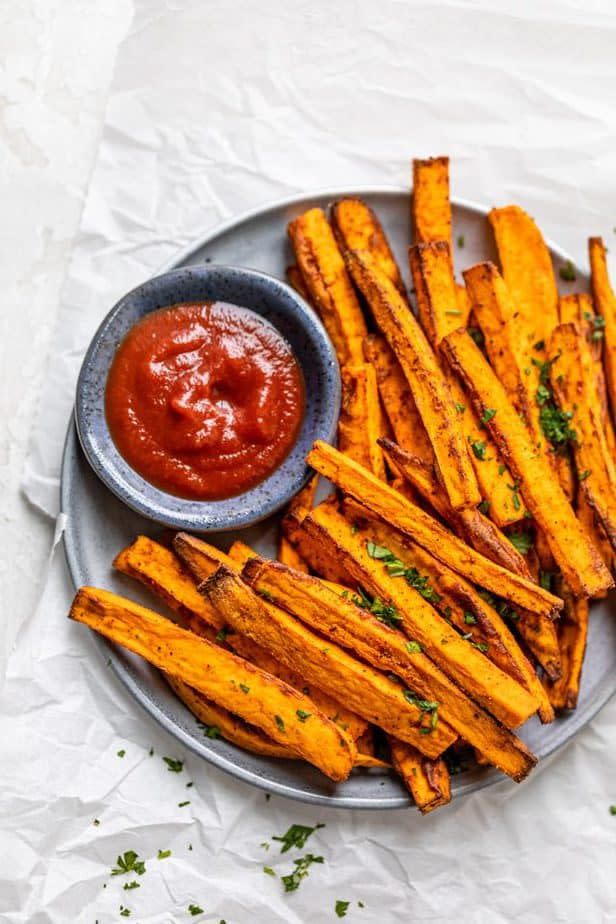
61;185;615;810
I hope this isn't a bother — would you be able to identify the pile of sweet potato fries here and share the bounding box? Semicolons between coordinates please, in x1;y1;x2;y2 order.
70;156;616;813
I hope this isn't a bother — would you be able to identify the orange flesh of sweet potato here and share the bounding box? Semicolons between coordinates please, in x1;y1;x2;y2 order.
307;441;562;617
340;501;554;720
388;737;451;813
293;506;538;729
289;511;537;780
202;567;454;757
589;236;616;426
113;535;222;628
413;157;452;250
173;533;236;584
549;323;616;551
345;250;480;510
488;205;559;353
339;363;387;479
278;476;319;571
331;197;405;294
381;438;531;577
69;586;355;781
577;493;614;583
455;282;472;326
166;674;294;758
363;334;434;465
288;207;367;366
440;329;613;599
286;264;311;303
544;589;589;711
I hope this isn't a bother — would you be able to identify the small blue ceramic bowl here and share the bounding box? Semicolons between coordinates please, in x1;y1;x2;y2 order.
74;265;340;532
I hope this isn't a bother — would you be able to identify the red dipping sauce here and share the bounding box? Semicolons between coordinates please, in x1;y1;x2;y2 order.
105;302;305;500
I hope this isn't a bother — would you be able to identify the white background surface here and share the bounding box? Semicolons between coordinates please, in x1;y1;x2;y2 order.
2;1;616;921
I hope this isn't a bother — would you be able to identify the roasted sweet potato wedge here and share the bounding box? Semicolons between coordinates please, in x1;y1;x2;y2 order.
388;738;451;813
345;250;480;510
339;363;387;479
266;520;536;781
173;533;236;585
307;441;562;617
69;587;355;781
363;334;434;465
549;323;616;551
278;476;319;572
544;589;589;711
286;264;311;303
440;329;613;599
412;157;452;249
202;567;455;757
589;236;616;425
288;207;367;365
488;205;559;352
331;197;405;293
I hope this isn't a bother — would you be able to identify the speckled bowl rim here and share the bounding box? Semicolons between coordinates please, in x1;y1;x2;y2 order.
74;264;341;532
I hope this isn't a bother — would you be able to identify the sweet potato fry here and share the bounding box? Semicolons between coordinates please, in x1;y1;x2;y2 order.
410;245;523;527
440;329;613;599
339;363;387;479
278;477;318;572
544;590;589;711
577;493;614;582
412;157;452;249
381;439;531;577
166;675;294;759
282;508;354;586
275;508;538;729
257;526;536;781
202;567;455;757
288;207;367;365
388;738;451;813
455;282;472;326
345;250;480;510
286;264;311;302
488;205;559;352
331;197;405;294
113;535;221;628
307;441;562;617
363;334;434;465
173;533;235;585
69;587;355;781
548;323;616;551
589;236;616;425
339;501;555;721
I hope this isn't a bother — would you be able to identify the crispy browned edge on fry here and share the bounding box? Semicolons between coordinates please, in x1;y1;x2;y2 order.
388;738;452;813
331;197;406;294
289;510;537;781
345;250;480;511
69;586;355;781
544;589;589;711
288;207;367;365
201;566;455;757
339;363;387;479
440;328;614;599
307;440;562;617
277;476;319;572
412;157;452;250
589;237;616;427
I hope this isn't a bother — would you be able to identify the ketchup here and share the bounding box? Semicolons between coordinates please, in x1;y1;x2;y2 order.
105;302;305;500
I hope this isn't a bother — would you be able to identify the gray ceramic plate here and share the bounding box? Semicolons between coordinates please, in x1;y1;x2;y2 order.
62;187;616;809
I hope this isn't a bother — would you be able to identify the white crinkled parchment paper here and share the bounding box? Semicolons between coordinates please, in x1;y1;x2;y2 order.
4;1;616;921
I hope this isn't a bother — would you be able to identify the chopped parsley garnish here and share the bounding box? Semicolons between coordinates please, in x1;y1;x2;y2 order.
93;819;100;826
508;531;534;555
559;260;576;282
532;356;577;452
158;849;171;860
464;612;477;625
468;326;485;348
336;900;351;918
178;801;190;807
281;854;324;892
455;402;466;414
366;542;441;603
457;234;465;248
540;571;555;592
239;683;250;694
477;588;520;622
579;469;591;481
119;907;131;918
215;628;228;642
263;866;276;876
469;439;487;460
123;882;140;891
403;689;439;731
111;851;146;877
533;339;545;351
471;641;489;653
188;905;204;917
351;587;402;628
478;500;490;515
274;715;286;732
117;749;126;758
259;590;275;602
591;315;606;341
445;309;462;316
296;710;311;722
405;640;422;653
273;823;324;853
197;722;220;739
163;757;184;773
610;805;616;815
480;408;497;424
